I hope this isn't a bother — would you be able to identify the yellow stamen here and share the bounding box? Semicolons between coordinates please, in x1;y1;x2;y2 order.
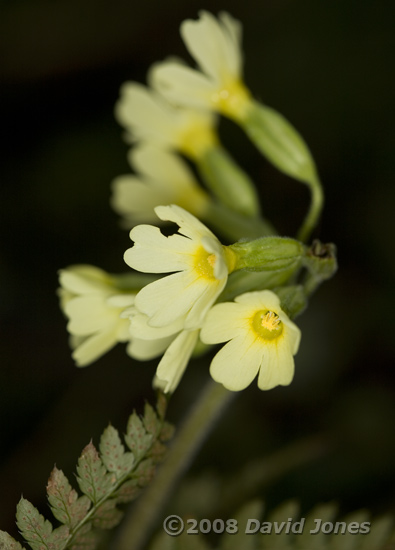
251;309;283;341
194;246;217;280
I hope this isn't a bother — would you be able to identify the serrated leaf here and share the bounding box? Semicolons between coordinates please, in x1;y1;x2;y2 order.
70;526;99;550
221;500;264;550
76;442;115;504
159;421;175;443
99;425;135;480
0;530;26;550
114;479;140;504
134;458;156;487
48;526;69;547
92;500;124;530
149;440;167;464
47;467;91;529
16;498;54;550
143;403;160;438
124;413;153;461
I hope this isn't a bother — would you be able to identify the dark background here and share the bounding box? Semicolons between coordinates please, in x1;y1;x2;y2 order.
1;0;394;541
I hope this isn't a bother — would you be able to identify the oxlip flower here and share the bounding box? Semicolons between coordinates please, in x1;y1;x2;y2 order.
115;82;218;159
111;145;209;226
150;11;251;120
58;265;136;367
200;290;301;391
124;204;235;330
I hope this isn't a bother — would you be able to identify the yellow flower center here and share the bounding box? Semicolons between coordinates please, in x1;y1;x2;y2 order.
194;246;217;280
211;79;251;120
251;309;283;341
179;121;218;159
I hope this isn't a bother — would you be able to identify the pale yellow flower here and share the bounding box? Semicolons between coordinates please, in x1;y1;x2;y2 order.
124;204;234;330
150;11;251;120
111;145;209;226
58;265;135;366
115;82;217;158
200;290;301;391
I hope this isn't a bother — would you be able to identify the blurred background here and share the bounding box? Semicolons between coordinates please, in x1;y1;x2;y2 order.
1;0;394;541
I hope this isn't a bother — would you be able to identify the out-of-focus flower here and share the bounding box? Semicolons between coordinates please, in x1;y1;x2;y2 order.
58;265;136;366
115;82;217;158
111;145;209;226
150;11;251;120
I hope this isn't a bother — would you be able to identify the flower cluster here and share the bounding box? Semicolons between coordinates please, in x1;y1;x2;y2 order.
59;11;336;395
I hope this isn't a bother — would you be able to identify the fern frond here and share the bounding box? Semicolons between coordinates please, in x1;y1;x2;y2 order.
2;393;172;550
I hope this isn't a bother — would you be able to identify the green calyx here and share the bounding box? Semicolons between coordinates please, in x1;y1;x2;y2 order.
228;237;305;273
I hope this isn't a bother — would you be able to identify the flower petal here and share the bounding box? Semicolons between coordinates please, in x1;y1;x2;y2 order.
72;327;118;367
154;204;215;241
127;335;174;361
155;330;200;392
124;225;195;273
200;301;250;343
65;295;118;335
209;333;262;391
257;338;295;390
136;271;208;327
115;82;176;146
150;62;215;109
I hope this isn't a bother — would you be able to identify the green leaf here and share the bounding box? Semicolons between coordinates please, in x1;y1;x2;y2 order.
69;525;99;550
76;442;115;504
124;413;153;461
0;530;26;550
134;458;156;488
47;467;91;529
99;425;135;480
114;479;140;504
16;498;55;550
92;500;123;530
159;421;175;443
143;403;161;438
220;500;264;550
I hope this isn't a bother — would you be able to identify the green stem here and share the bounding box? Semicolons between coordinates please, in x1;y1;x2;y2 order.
114;381;235;550
297;178;324;243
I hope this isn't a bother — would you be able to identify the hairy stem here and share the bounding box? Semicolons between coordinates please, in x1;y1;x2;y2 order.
114;380;235;550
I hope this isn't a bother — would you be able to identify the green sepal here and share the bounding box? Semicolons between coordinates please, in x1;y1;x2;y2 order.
275;285;308;319
220;269;295;305
197;144;260;218
304;240;338;281
229;237;304;273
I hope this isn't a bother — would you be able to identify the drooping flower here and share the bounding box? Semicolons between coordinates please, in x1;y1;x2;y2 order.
150;11;251;120
111;145;209;226
115;82;218;159
200;290;301;391
124;204;235;330
58;265;136;366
